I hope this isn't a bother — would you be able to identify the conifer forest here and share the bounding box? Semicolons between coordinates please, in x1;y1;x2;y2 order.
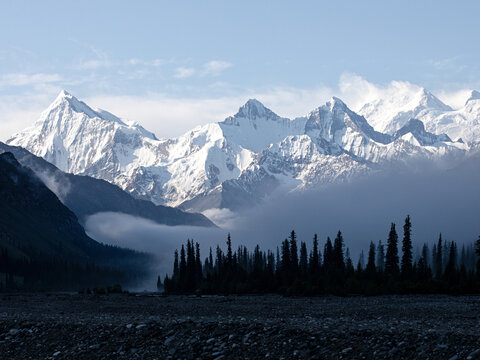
163;216;480;296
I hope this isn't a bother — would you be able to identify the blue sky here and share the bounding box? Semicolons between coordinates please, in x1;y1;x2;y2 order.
1;0;479;139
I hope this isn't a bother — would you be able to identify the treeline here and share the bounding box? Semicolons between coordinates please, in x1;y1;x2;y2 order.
163;216;480;295
0;245;149;292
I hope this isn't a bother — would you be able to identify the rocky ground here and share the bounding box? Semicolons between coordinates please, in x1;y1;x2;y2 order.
0;294;480;359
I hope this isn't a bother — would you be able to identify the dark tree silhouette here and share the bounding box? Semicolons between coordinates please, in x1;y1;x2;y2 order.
401;215;413;279
163;220;480;297
385;223;399;276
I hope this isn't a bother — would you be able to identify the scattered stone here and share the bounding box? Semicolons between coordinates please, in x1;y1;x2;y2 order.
468;349;480;359
1;294;480;359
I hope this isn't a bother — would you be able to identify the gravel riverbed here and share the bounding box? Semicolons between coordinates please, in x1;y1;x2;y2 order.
0;294;479;359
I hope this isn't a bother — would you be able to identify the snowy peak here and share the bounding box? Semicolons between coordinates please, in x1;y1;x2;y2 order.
359;85;452;135
306;97;392;145
327;96;347;109
466;90;480;105
417;88;453;111
38;90;156;139
48;89;102;120
234;99;279;121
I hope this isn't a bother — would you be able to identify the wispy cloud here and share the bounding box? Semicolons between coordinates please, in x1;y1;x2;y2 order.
127;58;170;67
77;59;113;70
174;67;195;79
0;73;62;88
74;46;113;70
201;60;232;77
428;56;465;72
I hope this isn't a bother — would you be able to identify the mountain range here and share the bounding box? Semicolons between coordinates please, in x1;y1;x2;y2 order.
7;87;479;213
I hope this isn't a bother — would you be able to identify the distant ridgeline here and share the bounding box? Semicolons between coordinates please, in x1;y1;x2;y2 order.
163;216;480;295
0;152;152;292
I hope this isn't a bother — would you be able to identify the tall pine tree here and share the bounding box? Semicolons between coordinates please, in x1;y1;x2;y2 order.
385;223;399;276
436;234;443;279
366;241;376;274
289;230;299;274
401;215;413;279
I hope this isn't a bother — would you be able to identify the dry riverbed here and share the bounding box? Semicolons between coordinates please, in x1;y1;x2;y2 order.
0;294;480;359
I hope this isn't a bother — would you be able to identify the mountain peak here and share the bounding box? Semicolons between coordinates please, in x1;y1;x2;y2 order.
327;96;347;109
418;88;453;111
57;89;72;98
48;89;99;119
466;90;480;105
234;99;279;120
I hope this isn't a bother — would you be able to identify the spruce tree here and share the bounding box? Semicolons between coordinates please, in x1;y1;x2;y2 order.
476;235;480;276
376;240;385;271
385;223;399;276
357;250;365;271
436;234;443;279
173;250;179;279
276;246;281;273
179;244;187;289
431;244;437;276
226;233;233;270
299;241;308;275
323;237;333;272
195;242;202;285
333;231;345;273
401;215;413;278
345;248;354;277
281;239;291;273
209;247;214;271
310;233;320;274
186;240;196;291
215;245;223;273
417;243;430;281
366;241;376;273
157;275;162;291
444;241;458;284
289;230;298;273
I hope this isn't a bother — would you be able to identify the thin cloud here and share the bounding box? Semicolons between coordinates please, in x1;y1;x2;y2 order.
201;60;232;77
74;46;113;70
127;58;170;67
174;67;196;79
76;58;113;70
0;73;63;88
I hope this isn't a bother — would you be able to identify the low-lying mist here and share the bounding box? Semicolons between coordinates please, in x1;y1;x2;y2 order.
85;154;480;290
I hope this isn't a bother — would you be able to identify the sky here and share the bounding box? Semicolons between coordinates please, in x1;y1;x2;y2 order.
1;0;479;140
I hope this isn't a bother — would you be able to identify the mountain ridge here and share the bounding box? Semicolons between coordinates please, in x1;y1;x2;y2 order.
7;89;469;212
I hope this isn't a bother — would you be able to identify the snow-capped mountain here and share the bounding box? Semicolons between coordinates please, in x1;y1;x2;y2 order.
7;90;467;212
359;85;480;146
